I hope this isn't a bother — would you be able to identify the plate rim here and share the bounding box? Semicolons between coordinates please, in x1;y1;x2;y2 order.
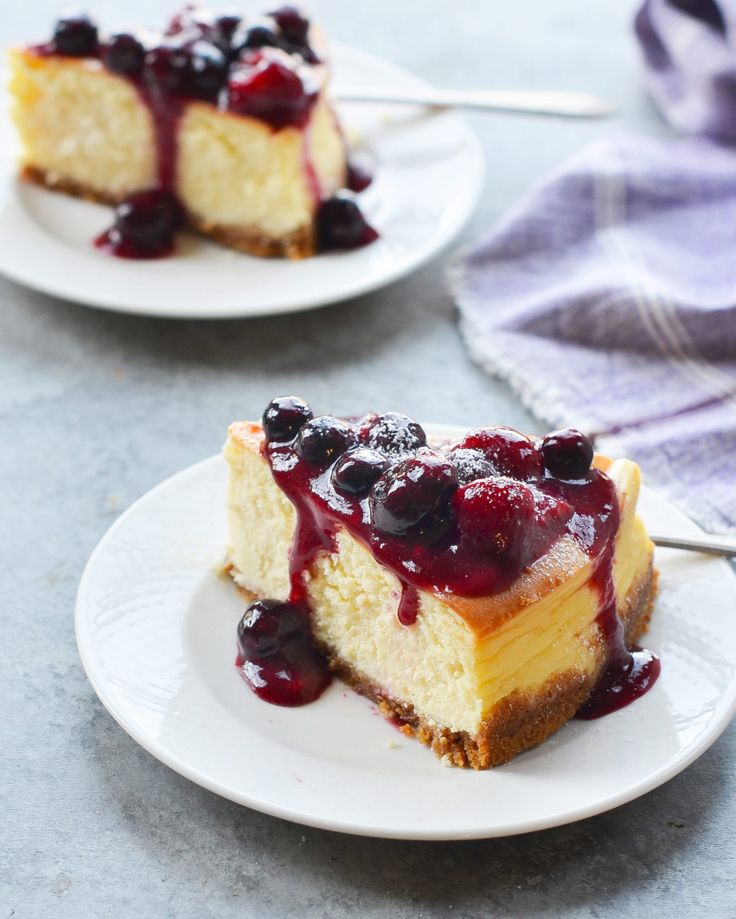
75;434;736;840
0;43;485;320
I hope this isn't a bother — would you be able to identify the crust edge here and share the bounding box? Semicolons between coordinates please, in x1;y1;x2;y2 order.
20;165;316;259
228;561;657;770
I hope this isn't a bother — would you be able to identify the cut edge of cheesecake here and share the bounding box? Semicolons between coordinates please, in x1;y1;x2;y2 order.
224;421;657;769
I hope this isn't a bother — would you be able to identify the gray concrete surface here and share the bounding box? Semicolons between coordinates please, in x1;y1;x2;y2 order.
2;1;734;916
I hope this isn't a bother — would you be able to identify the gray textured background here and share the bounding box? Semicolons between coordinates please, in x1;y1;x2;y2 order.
3;1;734;916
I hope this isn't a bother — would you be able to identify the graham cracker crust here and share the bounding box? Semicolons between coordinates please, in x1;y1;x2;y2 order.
228;560;658;770
21;165;316;259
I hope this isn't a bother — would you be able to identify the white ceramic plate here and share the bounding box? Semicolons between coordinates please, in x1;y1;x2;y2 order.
0;45;483;319
76;424;736;840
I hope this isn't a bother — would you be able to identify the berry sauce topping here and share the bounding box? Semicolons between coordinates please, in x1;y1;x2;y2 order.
249;398;659;715
227;49;317;129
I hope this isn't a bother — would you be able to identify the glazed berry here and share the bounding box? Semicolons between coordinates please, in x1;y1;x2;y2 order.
227;52;316;128
296;416;353;466
542;428;594;480
145;41;193;94
187;41;228;101
213;13;243;48
317;193;379;251
108;190;184;258
454;479;535;561
262;396;313;442
456;427;543;481
346;159;374;193
241;643;331;706
52;14;98;57
447;447;495;485
331;448;389;496
270;5;310;44
231;22;281;56
369;452;458;538
237;599;308;659
358;412;427;455
103;33;145;77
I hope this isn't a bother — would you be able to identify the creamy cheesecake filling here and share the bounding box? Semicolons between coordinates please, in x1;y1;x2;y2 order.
225;403;658;767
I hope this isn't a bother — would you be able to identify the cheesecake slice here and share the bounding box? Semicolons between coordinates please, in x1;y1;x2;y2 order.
9;5;376;259
225;399;658;769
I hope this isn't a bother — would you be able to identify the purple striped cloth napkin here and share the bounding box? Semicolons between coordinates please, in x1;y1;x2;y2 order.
635;0;736;140
451;135;736;534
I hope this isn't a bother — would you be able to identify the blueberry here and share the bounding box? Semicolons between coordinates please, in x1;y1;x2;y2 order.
455;427;543;481
296;416;352;466
331;448;388;496
110;190;184;257
262;396;313;442
145;40;193;94
357;412;426;455
231;21;282;56
187;40;228;100
52;14;98;57
542;428;594;480
447;447;496;485
270;5;310;44
316;193;378;251
237;599;308;659
103;33;145;77
213;13;243;48
369;452;458;539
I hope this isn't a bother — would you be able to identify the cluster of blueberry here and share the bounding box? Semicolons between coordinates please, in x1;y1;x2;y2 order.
262;395;594;556
47;5;319;112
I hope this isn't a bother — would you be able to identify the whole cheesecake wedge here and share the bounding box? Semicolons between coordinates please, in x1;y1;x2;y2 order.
225;398;659;769
9;5;376;258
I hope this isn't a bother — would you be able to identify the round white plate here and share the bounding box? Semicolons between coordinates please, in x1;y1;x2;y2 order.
76;424;736;840
0;45;483;319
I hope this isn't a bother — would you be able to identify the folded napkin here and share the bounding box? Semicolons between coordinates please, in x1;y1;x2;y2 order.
636;0;736;139
451;135;736;534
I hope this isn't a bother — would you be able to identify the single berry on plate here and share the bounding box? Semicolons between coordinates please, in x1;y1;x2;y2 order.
52;14;99;57
262;396;313;442
103;33;145;77
357;412;426;456
542;428;594;480
331;448;389;496
455;426;543;480
241;642;331;706
346;159;374;193
316;193;379;251
296;416;353;466
108;189;184;257
237;598;308;659
369;452;458;538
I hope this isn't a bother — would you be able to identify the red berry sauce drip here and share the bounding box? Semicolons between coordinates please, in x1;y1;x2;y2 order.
576;542;661;719
253;399;660;715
